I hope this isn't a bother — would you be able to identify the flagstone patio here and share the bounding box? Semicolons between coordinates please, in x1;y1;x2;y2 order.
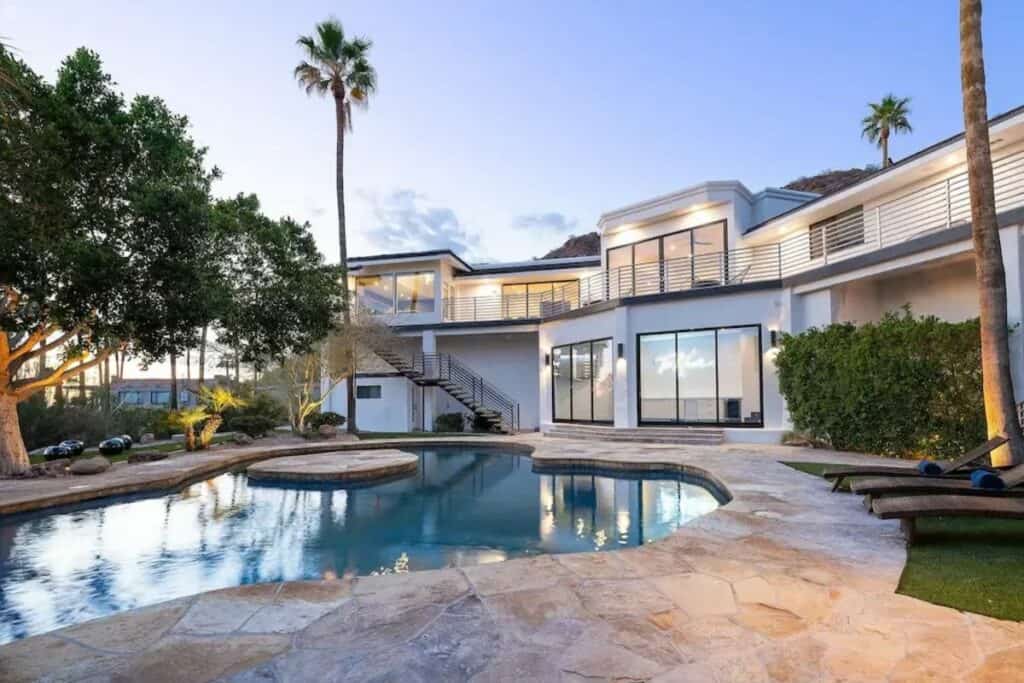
1;434;1022;682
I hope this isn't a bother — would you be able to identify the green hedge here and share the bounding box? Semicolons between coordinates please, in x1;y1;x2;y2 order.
775;310;985;458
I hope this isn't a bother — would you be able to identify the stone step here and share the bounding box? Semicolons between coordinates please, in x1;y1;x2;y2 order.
546;425;724;437
544;425;724;445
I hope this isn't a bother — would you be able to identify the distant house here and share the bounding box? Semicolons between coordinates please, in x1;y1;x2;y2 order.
111;379;202;409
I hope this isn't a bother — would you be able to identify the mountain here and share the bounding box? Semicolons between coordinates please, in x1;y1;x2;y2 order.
541;232;601;259
783;167;876;196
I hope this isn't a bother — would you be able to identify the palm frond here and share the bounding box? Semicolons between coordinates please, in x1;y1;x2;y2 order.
294;61;329;96
316;18;345;59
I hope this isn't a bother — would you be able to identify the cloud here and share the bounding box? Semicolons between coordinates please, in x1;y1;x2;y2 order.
359;189;482;257
514;212;578;233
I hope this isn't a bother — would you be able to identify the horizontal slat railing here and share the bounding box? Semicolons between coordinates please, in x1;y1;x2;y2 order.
409;352;519;433
443;244;782;322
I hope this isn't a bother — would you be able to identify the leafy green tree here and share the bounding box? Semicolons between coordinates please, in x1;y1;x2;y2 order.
861;94;913;167
294;17;377;433
0;49;217;475
215;194;346;372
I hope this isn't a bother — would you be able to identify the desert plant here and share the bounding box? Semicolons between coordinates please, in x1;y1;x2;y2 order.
197;386;245;448
172;407;208;451
308;411;345;430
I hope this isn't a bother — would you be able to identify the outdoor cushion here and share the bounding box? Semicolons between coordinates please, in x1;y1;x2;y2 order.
917;460;942;475
971;469;1005;490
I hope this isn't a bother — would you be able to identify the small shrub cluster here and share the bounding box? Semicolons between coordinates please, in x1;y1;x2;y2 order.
308;411;345;430
775;309;985;459
221;392;288;434
17;395;174;451
433;412;465;432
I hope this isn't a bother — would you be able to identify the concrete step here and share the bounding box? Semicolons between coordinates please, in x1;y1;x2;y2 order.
544;424;724;445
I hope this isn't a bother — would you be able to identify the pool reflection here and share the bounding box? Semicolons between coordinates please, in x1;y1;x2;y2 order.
0;447;720;643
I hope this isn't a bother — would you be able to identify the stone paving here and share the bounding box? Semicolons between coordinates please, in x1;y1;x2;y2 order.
245;449;418;483
1;434;1023;681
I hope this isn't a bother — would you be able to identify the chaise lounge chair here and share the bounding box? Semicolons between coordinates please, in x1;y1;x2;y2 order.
822;436;1008;492
871;493;1024;545
851;459;1024;500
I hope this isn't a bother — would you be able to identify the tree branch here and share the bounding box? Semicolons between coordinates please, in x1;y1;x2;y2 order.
12;350;111;400
5;324;70;371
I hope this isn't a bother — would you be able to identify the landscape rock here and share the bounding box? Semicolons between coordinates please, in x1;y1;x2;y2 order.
318;424;338;438
127;450;168;464
233;433;253;445
140;433;156;444
70;455;112;475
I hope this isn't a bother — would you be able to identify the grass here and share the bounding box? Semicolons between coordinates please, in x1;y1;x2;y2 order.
357;431;495;440
29;433;235;465
781;461;851;491
782;460;1024;621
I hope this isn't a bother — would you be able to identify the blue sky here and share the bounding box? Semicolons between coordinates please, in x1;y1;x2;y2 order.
6;1;1024;264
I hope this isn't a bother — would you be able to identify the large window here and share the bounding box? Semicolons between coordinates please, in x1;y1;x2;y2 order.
356;272;435;314
809;206;864;260
150;390;171;406
638;325;762;426
502;281;580;319
396;272;435;313
552;338;613;423
606;220;728;299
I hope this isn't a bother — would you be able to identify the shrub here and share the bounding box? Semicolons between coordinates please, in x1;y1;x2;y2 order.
308;411;345;430
775;309;984;459
227;415;276;438
221;391;288;433
469;413;495;433
433;412;465;433
16;396;173;450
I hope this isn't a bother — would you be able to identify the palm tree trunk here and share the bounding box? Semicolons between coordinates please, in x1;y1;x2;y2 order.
960;0;1024;466
198;324;207;387
881;129;890;167
170;353;179;410
334;91;357;434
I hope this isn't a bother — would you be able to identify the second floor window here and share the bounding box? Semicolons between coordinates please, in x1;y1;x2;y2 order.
808;206;864;260
150;390;171;405
356;272;436;314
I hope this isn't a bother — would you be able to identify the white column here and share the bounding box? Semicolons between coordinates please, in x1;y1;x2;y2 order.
1000;225;1024;401
422;331;438;431
613;306;631;428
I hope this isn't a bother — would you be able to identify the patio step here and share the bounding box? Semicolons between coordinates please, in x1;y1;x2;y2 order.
544;424;724;445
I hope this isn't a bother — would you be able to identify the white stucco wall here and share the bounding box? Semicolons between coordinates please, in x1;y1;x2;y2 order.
436;331;541;430
324;375;413;432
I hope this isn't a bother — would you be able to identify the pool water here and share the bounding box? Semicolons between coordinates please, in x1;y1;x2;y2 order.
0;447;723;643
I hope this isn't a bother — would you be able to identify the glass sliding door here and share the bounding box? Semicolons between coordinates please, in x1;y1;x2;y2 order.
607;245;632;299
591;339;614;421
676;331;716;422
633;239;661;296
692;223;726;286
552;347;572;420
638;333;676;422
638;325;762;426
551;338;614;423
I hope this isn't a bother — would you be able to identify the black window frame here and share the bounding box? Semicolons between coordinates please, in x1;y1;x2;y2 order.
604;219;729;298
636;324;764;428
551;336;614;424
356;385;383;399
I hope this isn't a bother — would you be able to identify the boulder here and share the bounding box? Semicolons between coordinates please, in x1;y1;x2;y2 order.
127;450;168;464
69;455;112;475
139;433;156;444
318;424;338;438
232;432;253;445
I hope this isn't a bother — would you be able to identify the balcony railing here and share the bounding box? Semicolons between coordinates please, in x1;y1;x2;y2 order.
439;148;1024;323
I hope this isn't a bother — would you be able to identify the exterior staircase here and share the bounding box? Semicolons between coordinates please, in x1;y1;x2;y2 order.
373;348;520;434
544;423;724;445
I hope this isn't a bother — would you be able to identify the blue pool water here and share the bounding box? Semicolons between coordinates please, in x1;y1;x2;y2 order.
0;447;723;643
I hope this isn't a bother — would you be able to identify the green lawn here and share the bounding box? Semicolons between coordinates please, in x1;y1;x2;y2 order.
781;461;852;491
782;460;1024;621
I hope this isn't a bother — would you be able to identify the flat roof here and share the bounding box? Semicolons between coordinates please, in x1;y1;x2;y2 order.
347;249;473;272
347;250;599;276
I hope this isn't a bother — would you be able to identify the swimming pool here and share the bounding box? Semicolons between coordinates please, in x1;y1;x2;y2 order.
0;446;724;643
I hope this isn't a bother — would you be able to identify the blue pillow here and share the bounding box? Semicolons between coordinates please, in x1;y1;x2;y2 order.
970;469;1005;490
917;460;942;475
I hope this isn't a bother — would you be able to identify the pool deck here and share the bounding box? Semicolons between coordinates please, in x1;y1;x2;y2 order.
2;434;1023;682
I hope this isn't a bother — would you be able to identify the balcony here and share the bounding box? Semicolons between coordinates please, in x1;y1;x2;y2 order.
437;148;1024;323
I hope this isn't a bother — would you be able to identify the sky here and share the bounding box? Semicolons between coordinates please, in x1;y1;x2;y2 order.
5;0;1024;269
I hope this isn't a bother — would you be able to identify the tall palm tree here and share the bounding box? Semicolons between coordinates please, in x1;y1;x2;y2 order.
960;0;1023;466
294;18;377;433
862;94;913;167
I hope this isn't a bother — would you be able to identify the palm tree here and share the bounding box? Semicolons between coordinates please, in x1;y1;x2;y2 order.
862;94;913;167
960;0;1024;466
294;18;377;434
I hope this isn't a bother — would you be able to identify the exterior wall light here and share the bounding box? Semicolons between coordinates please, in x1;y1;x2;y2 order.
617;343;624;359
770;330;780;348
544;353;551;366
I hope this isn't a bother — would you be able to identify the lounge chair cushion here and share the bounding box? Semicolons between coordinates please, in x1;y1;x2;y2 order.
917;460;942;475
971;469;1005;490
